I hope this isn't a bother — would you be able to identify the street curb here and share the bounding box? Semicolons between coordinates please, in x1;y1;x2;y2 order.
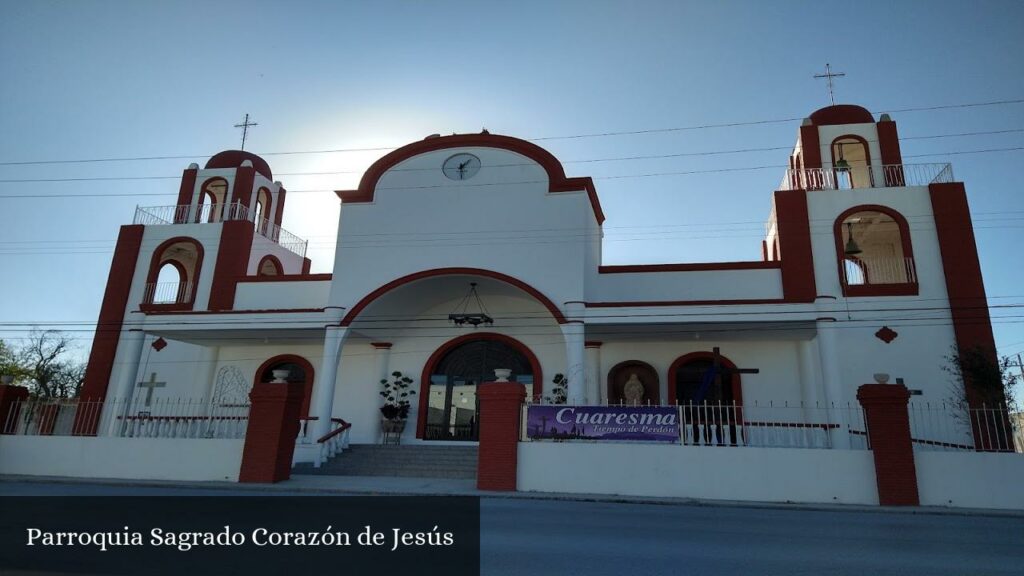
2;474;1022;519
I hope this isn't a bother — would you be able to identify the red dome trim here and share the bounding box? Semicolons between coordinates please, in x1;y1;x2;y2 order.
205;150;273;180
809;105;875;126
335;133;605;225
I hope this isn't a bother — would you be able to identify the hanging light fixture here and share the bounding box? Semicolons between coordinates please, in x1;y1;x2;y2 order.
844;222;863;255
449;282;494;328
834;142;851;171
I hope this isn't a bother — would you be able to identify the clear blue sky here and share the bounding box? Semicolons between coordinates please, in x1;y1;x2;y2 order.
2;0;1023;373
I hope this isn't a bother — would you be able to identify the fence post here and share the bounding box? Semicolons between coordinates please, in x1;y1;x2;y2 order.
477;382;526;491
238;380;304;483
0;384;29;434
857;383;919;506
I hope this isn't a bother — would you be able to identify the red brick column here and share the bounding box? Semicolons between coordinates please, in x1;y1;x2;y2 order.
238;381;304;483
0;384;29;434
857;384;919;506
477;382;526;491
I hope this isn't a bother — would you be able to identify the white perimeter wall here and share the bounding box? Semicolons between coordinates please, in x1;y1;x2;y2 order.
0;436;244;482
915;452;1024;510
518;442;879;505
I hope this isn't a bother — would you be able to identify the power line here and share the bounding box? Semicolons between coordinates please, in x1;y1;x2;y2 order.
2;97;1023;167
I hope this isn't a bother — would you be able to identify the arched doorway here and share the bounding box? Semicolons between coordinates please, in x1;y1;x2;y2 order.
419;334;539;440
669;351;744;446
607;360;660;405
254;355;315;416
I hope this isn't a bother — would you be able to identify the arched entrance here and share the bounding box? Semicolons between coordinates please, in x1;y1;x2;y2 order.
254;355;315;416
669;351;744;446
607;360;660;405
419;333;540;440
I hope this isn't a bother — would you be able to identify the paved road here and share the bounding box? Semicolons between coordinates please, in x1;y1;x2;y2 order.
3;481;1022;575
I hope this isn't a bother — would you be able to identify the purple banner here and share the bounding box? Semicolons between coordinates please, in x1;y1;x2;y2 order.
525;405;679;442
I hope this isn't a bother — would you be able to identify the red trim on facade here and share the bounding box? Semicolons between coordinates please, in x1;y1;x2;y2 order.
301;258;312;275
273;187;286;228
208;220;255;311
334;133;606;225
141;307;326;316
76;225;146;433
254;354;316;417
416;332;542;439
238;381;303;483
236;273;332;283
231;166;255;209
761;240;768;262
584;341;603;348
140;236;205;312
206;150;273;180
476;382;526;491
371;342;393;349
667;351;744;406
256;254;284;276
877;120;905;186
832;204;918;297
809;105;875;126
175;167;198;209
598;261;780;274
773;189;817;303
928;183;999;407
586;298;787;308
799;125;822;170
341;267;567;326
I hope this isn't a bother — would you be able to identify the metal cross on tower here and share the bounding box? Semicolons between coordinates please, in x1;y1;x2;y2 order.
813;63;846;106
234;113;258;150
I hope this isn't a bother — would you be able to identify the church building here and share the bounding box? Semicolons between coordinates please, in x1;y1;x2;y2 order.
72;103;996;466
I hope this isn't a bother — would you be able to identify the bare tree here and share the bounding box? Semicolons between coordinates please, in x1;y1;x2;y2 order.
18;330;85;399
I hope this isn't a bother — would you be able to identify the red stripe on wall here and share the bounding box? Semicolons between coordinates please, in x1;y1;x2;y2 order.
208;220;255;311
773;189;817;303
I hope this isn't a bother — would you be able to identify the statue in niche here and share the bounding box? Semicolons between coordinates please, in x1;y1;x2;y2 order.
623;373;646;405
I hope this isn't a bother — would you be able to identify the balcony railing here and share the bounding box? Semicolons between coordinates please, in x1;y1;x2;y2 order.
779;163;954;191
143;281;194;305
133;203;308;258
842;256;917;286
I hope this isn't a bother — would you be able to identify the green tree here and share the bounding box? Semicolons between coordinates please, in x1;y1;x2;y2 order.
0;339;30;383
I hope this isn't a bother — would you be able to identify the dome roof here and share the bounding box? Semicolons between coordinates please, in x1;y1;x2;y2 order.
808;104;875;126
205;150;273;180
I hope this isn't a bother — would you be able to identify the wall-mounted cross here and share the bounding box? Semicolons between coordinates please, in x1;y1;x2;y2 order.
137;372;166;407
813;63;846;106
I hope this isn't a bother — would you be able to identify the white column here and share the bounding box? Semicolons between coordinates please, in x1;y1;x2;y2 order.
199;345;220;401
372;343;392;384
562;302;586;405
311;326;349;441
816;319;851;449
797;339;821;407
585;342;602;405
106;329;146;436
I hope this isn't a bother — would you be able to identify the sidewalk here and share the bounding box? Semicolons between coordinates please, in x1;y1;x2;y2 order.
3;473;1023;518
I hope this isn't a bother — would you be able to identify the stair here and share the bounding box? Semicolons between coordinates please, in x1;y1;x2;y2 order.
293;444;479;479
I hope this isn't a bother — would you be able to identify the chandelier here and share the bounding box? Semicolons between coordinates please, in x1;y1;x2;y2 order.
449;282;493;328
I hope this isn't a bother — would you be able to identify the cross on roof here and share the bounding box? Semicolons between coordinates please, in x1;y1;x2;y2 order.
137;372;166;407
813;63;846;106
234;113;258;150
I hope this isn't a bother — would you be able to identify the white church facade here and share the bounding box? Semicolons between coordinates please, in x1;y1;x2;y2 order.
67;103;998;451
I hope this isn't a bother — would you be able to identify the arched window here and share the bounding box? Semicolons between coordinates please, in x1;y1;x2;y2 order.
143;237;204;309
831;135;872;189
255;355;315;416
834;206;917;296
421;334;538;441
253;187;271;235
257;255;282;277
199;178;229;222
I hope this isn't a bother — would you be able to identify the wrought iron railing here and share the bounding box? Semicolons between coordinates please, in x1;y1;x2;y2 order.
908;402;1020;452
133;203;308;258
779;163;954;191
143;281;194;305
842;256;917;286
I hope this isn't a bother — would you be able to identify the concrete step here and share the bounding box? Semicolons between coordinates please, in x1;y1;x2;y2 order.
294;444;479;479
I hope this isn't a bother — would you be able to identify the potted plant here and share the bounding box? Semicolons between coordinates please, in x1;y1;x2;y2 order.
544;373;568;405
379;371;416;436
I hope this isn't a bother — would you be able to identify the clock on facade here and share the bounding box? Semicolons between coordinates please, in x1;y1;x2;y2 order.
442;153;481;180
